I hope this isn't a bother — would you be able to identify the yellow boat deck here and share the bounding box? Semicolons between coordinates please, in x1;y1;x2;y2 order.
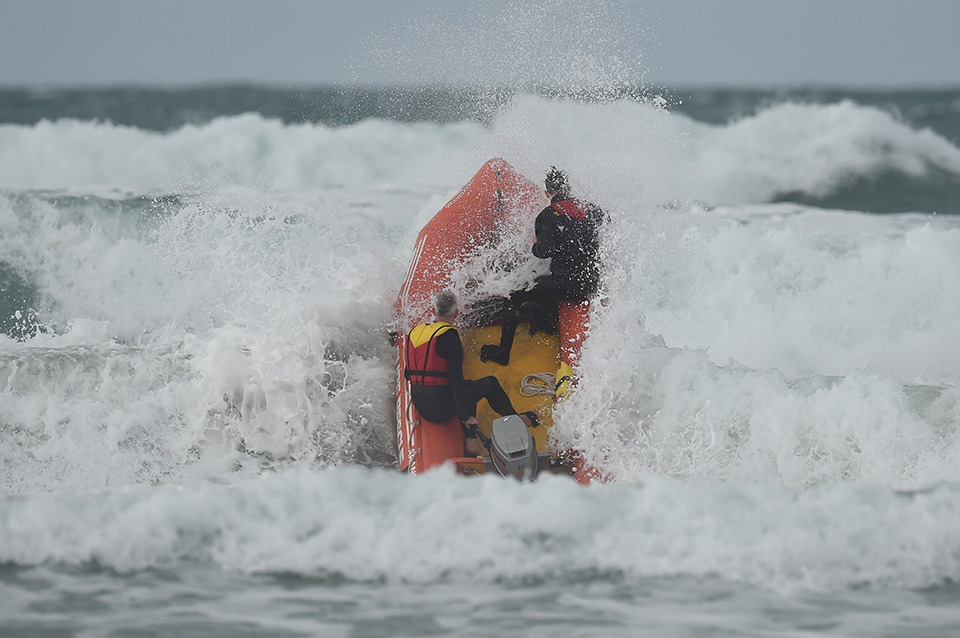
460;323;560;451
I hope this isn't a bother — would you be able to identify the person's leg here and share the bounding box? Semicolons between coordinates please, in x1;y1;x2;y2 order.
464;437;482;456
461;421;482;456
479;297;520;365
527;300;559;337
409;386;457;423
472;376;516;416
481;275;575;366
462;377;539;429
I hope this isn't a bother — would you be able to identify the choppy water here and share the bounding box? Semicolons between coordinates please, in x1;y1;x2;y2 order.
3;83;960;636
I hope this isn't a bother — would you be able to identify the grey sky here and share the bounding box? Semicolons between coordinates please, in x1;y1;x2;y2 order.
2;0;959;88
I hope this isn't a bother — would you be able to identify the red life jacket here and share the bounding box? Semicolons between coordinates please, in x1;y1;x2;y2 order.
550;199;589;221
404;322;457;386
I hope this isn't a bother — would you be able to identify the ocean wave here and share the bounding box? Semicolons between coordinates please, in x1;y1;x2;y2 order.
3;98;960;497
1;467;958;594
0;114;484;193
2;95;960;213
3;185;960;493
0;189;406;492
688;99;960;212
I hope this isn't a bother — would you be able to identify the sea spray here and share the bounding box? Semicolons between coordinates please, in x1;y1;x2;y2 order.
2;93;960;494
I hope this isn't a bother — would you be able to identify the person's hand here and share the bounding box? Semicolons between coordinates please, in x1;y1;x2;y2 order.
463;416;479;428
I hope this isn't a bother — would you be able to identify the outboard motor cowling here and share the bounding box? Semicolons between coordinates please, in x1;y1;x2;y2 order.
489;415;538;480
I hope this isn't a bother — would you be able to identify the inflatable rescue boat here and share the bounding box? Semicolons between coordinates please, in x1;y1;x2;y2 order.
394;158;598;482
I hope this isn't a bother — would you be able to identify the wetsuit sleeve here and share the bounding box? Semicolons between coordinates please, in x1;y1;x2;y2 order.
531;207;560;259
434;330;471;423
588;203;608;234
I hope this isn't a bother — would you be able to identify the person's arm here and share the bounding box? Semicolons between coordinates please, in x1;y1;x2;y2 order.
435;330;471;422
588;202;609;233
531;207;559;259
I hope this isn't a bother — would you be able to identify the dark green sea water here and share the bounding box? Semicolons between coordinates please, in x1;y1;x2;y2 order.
2;84;958;139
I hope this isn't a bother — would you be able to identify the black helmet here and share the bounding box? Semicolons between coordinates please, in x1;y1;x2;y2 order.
545;166;570;196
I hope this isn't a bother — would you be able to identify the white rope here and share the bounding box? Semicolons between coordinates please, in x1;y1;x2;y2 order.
520;372;555;397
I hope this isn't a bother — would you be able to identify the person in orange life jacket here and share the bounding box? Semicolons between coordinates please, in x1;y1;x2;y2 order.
405;290;539;456
480;166;605;366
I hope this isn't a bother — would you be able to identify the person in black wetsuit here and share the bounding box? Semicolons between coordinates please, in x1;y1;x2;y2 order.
405;290;538;456
480;167;605;366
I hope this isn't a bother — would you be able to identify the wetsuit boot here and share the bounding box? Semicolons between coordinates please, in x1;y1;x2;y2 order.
480;299;519;366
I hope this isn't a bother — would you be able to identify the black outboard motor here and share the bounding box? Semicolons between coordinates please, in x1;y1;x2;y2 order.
486;415;539;481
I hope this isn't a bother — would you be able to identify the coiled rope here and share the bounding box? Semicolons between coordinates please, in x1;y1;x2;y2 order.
520;372;556;397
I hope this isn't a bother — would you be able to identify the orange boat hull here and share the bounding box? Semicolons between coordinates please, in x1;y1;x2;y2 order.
395;158;598;481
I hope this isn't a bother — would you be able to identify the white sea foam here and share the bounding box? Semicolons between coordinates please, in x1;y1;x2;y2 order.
1;466;959;594
1;187;412;491
0;114;484;193
551;201;960;486
6;184;959;494
687;99;960;205
3;95;959;209
2;94;960;612
621;205;960;383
